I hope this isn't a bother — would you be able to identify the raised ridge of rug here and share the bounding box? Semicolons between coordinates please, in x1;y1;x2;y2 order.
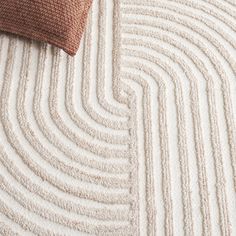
0;0;236;235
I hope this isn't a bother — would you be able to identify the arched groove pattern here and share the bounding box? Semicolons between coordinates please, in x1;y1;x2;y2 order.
0;0;236;235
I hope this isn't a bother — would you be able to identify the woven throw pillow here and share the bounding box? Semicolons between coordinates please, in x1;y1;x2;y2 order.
0;0;92;55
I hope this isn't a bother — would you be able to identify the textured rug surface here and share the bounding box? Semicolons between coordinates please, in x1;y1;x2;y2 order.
0;0;236;235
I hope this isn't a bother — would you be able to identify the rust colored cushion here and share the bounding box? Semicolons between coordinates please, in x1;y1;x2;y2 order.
0;0;92;55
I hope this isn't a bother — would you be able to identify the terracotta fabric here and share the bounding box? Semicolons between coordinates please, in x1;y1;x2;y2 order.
0;0;92;56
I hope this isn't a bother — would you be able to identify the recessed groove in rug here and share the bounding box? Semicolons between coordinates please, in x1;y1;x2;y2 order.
0;0;236;235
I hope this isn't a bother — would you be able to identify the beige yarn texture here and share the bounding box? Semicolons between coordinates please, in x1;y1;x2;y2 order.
0;0;236;235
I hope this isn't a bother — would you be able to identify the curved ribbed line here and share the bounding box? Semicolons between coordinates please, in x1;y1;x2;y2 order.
123;26;236;196
49;48;129;159
122;72;172;235
123;25;231;235
0;147;130;221
204;0;236;19
66;56;129;145
0;198;132;235
121;0;236;65
121;41;196;236
123;7;236;106
122;57;193;235
64;1;130;145
35;47;129;175
224;0;236;7
16;42;129;190
95;0;129;117
0;175;131;234
0;39;131;205
33;45;130;176
0;221;19;236
34;45;131;186
67;53;129;139
122;5;236;60
125;1;236;55
0;142;130;203
81;9;129;130
126;4;236;184
0;200;62;236
176;0;236;21
123;38;212;235
166;0;236;34
0;125;131;205
124;37;212;235
123;7;236;80
157;1;236;193
123;1;236;191
123;0;236;25
129;0;234;201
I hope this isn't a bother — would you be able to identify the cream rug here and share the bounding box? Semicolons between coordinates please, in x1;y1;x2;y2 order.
0;0;236;235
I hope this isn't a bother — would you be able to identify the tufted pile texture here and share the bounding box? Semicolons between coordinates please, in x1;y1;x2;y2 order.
0;0;92;55
0;0;236;235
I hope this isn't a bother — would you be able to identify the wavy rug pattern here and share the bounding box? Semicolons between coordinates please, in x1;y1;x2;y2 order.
0;0;236;235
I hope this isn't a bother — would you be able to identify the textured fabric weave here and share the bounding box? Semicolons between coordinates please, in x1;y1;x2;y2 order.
0;0;92;55
0;0;236;235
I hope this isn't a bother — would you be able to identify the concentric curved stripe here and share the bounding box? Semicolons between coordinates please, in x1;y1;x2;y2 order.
0;0;236;235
